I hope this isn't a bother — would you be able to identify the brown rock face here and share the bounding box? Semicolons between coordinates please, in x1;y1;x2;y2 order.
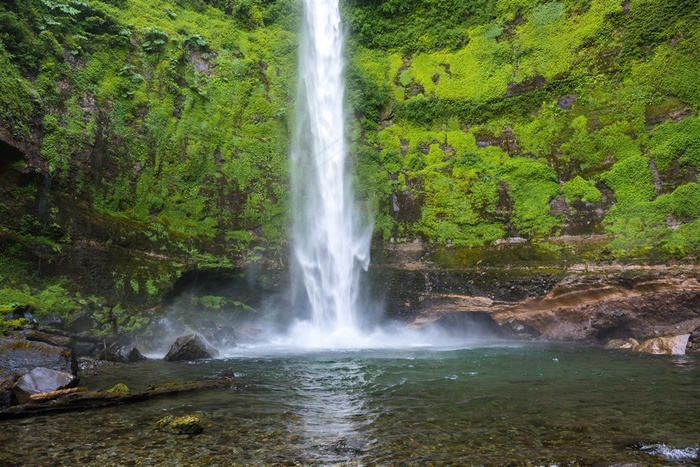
405;264;700;344
490;267;700;341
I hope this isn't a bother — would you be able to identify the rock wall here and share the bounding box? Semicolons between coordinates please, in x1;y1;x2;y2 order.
369;242;700;345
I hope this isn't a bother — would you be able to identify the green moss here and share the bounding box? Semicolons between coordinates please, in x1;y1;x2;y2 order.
599;155;656;206
156;415;204;434
107;383;130;395
562;176;602;203
499;157;562;237
0;317;29;334
0;50;34;136
35;284;78;320
649;117;700;172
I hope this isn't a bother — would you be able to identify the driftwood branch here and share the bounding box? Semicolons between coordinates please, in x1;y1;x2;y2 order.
28;387;87;403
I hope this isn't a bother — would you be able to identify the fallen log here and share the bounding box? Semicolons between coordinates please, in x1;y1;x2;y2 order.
0;378;235;420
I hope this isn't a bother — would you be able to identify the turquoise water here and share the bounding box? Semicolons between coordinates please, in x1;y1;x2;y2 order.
1;343;698;465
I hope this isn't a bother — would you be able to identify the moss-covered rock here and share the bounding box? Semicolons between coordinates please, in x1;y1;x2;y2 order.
106;383;130;396
156;415;204;435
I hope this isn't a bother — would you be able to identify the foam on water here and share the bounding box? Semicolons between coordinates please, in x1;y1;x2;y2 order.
638;443;699;462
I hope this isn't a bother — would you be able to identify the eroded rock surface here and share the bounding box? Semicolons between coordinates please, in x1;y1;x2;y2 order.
403;264;700;346
490;267;700;342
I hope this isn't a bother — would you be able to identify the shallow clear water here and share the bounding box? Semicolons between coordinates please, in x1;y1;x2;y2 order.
1;343;698;466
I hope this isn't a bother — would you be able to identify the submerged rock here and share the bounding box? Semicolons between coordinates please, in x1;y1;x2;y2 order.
604;338;639;350
12;367;78;404
163;334;219;362
632;334;690;355
156;415;204;435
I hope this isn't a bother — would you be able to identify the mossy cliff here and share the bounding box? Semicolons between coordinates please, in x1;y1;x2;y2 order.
1;0;699;330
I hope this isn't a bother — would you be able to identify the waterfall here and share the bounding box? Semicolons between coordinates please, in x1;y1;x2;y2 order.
290;0;372;335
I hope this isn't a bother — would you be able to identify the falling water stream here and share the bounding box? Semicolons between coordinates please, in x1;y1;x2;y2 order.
291;0;372;337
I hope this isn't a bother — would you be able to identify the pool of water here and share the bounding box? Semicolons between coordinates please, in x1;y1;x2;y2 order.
1;343;698;466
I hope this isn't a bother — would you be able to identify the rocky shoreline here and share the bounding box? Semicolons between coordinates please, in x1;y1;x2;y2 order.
0;324;232;418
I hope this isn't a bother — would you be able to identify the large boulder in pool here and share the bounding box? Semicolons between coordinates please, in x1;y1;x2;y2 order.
163;334;219;362
633;334;690;355
12;367;79;404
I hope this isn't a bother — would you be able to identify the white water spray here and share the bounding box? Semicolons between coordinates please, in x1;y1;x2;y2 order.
291;0;373;337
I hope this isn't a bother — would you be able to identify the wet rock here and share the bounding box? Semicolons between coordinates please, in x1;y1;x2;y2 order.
97;343;147;363
21;329;71;348
66;310;98;334
0;377;17;408
558;94;577;109
70;339;105;358
0;338;77;381
41;315;65;330
11;305;37;326
632;334;690;355
490;267;700;341
0;379;232;419
604;338;639;350
156;415;204;435
12;367;78;404
163;334;219;362
688;325;700;352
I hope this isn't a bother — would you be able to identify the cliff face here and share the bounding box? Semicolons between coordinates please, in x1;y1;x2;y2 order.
0;0;296;325
372;242;700;343
1;0;700;336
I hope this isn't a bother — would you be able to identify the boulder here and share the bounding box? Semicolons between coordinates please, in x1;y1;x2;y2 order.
12;367;79;404
163;334;219;362
97;343;147;363
0;339;77;381
70;339;105;358
632;334;690;355
156;415;204;435
604;338;639;350
40;315;65;330
66;310;99;334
